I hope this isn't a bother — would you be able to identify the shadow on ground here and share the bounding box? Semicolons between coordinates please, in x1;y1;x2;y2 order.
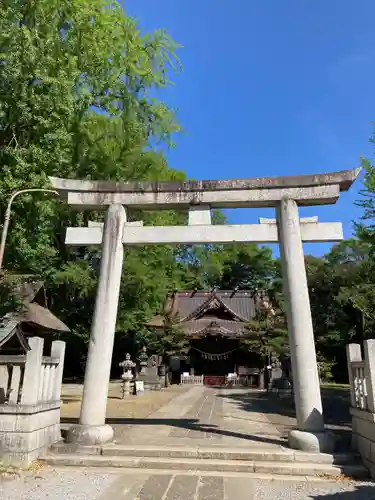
61;396;124;403
311;485;375;499
61;415;286;447
218;387;352;451
60;387;352;450
61;387;352;450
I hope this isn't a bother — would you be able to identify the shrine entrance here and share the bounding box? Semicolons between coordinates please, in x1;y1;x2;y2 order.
51;168;359;453
190;338;263;387
148;290;265;387
190;336;237;386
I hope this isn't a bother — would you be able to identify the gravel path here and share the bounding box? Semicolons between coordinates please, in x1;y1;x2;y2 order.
1;469;374;500
0;469;121;500
253;479;375;500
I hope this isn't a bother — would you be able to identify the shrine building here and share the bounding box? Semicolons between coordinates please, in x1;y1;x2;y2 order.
0;277;70;356
147;289;269;387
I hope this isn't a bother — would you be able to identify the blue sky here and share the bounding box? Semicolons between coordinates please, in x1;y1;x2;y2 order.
124;0;375;256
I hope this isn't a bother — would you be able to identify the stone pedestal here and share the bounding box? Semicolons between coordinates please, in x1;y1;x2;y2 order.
137;377;161;391
0;403;62;466
276;199;334;453
122;371;133;397
158;365;166;388
258;370;265;390
138;374;161;391
0;338;66;466
66;205;126;445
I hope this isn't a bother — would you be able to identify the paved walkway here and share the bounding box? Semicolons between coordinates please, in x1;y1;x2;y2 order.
111;386;285;449
2;386;372;499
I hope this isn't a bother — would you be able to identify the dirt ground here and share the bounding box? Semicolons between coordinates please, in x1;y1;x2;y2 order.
60;382;186;421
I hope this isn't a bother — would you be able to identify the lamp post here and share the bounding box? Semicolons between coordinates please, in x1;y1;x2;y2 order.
0;188;58;271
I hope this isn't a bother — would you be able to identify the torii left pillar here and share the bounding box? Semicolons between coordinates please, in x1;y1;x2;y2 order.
67;204;126;444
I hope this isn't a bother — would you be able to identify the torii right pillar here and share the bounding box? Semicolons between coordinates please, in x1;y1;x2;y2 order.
277;198;333;453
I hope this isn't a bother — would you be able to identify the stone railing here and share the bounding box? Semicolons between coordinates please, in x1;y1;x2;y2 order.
350;359;367;410
347;340;375;478
0;337;65;466
180;374;204;385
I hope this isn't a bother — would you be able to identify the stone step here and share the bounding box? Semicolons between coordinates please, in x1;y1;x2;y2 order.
41;453;369;478
49;443;361;466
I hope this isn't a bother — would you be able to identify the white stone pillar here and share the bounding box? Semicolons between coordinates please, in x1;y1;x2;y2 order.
51;340;66;402
67;204;126;444
346;343;362;408
21;337;44;405
364;340;375;413
276;198;334;453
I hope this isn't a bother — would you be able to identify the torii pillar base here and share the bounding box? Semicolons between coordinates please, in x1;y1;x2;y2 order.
66;424;114;445
288;430;334;454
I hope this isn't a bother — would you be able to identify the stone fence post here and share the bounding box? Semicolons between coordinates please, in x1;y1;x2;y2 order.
347;340;375;412
51;340;66;402
364;340;375;413
346;343;362;409
348;340;375;479
21;337;44;405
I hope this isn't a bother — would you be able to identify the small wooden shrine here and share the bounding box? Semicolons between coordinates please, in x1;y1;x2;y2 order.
0;277;70;354
148;290;267;386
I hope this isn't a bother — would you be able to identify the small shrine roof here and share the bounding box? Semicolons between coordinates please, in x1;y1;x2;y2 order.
0;276;70;351
174;290;260;322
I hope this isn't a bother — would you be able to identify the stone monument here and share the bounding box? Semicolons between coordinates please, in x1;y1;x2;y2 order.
137;347;161;391
268;357;283;391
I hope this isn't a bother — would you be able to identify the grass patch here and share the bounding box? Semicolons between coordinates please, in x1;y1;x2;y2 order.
0;462;21;480
321;382;350;390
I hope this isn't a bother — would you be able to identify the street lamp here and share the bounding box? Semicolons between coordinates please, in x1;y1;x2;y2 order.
0;188;58;271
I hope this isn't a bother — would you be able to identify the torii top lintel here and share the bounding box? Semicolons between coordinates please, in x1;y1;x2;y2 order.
49;168;360;210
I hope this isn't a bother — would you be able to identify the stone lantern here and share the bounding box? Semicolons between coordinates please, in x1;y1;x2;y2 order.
119;353;136;398
138;346;148;376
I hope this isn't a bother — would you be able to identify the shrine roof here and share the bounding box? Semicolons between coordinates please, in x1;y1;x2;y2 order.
0;276;70;351
147;289;265;337
22;302;70;332
174;290;260;322
0;317;20;346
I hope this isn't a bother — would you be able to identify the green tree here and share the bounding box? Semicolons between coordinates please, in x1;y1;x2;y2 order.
0;0;187;373
219;244;276;290
358;153;375;242
304;239;375;382
242;297;289;362
0;273;23;318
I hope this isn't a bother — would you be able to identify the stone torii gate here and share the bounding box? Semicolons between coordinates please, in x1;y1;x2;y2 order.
50;168;360;452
